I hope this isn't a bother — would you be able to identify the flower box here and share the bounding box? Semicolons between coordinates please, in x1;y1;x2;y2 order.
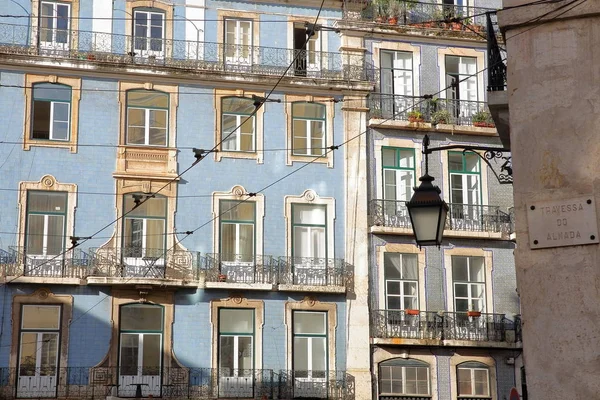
467;311;481;317
405;309;420;316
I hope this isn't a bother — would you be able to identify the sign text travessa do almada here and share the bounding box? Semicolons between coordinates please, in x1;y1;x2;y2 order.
526;196;599;249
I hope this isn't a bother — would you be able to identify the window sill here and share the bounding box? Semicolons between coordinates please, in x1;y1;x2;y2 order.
24;139;77;153
287;153;333;168
215;150;263;164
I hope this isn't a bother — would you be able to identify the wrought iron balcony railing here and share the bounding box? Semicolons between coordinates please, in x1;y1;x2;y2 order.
2;246;91;278
369;199;513;234
371;309;519;344
369;93;494;127
278;370;355;400
89;246;201;280
203;253;278;284
342;0;498;34
0;23;370;82
0;367;353;400
278;257;350;288
487;12;506;91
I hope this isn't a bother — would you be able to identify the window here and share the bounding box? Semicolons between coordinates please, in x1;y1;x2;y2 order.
126;90;168;146
31;83;71;141
445;55;478;121
449;151;482;227
133;9;165;58
224;19;253;65
379;359;429;396
452;255;486;313
293;311;327;379
221;97;256;152
17;305;61;398
293;23;322;76
384;253;418;310
382;147;415;224
457;362;490;398
39;1;70;50
380;51;413;116
292;102;326;157
220;200;255;262
122;194;167;277
119;304;163;397
218;308;254;397
292;204;326;260
25;191;67;257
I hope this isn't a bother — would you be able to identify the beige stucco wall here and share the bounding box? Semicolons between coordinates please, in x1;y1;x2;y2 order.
502;3;600;399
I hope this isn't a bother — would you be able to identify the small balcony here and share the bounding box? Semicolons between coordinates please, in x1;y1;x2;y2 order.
0;23;370;83
277;257;351;293
203;253;278;290
369;93;496;132
342;0;497;35
369;199;513;238
1;247;91;283
371;309;521;346
88;246;200;285
277;370;355;400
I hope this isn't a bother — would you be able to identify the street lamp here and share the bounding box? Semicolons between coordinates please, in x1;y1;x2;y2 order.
407;134;512;248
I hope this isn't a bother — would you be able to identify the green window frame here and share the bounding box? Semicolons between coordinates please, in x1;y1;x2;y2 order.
118;303;164;377
126;90;169;146
31;83;71;141
122;193;167;258
219;200;256;262
291;204;327;260
457;362;491;398
448;151;482;206
292;102;326;157
382;147;415;202
25;191;68;257
292;310;328;379
378;358;430;396
221;97;256;152
218;308;255;375
452;255;486;313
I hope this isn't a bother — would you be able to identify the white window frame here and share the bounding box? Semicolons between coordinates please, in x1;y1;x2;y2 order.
384;253;419;311
39;1;71;50
379;364;430;396
452;255;486;313
457;366;490;398
125;91;169;147
133;9;165;58
291;102;327;157
224;18;253;66
221;97;256;152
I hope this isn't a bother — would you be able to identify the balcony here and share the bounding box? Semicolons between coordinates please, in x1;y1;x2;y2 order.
342;0;497;35
203;253;278;290
369;93;496;133
0;367;354;400
277;257;351;293
0;247;91;283
371;309;521;347
369;199;513;238
0;23;370;83
486;12;510;148
88;246;200;285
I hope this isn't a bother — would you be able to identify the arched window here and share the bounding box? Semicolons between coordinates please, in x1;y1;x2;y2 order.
31;83;71;141
126;90;169;146
221;97;256;152
291;102;326;156
457;361;490;399
379;358;430;397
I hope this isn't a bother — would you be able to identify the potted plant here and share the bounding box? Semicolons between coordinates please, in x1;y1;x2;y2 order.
407;110;424;123
405;309;420;316
431;109;451;125
370;108;384;119
387;1;401;25
467;310;482;317
373;0;390;23
218;273;227;282
87;53;96;61
472;110;495;127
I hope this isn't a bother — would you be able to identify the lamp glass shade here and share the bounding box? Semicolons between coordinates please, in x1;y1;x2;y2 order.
408;205;446;245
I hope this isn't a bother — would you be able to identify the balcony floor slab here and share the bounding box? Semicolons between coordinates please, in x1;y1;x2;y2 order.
205;282;275;291
278;284;346;294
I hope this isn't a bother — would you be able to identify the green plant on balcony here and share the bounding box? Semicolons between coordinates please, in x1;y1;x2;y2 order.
370;107;384;119
373;0;390;22
431;109;452;125
407;109;424;123
471;109;495;128
387;1;401;24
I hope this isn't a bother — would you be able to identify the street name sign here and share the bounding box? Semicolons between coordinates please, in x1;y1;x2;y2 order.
527;196;599;249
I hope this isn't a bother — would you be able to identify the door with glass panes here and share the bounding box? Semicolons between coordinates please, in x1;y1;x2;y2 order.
382;147;415;226
292;204;327;285
133;10;165;58
445;55;478;123
448;152;482;229
122;195;167;277
293;23;322;76
293;311;327;398
224;19;252;66
17;305;61;398
39;1;70;51
119;304;163;398
218;309;254;397
380;50;413;118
